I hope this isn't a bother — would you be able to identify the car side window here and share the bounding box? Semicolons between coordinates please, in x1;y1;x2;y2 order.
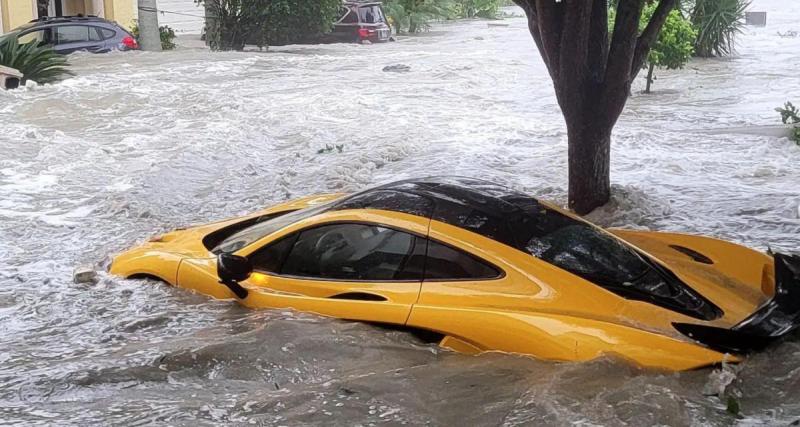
280;224;420;281
18;29;50;45
341;9;359;24
424;240;500;280
335;6;349;22
99;27;116;40
88;27;104;41
55;25;93;44
250;232;298;273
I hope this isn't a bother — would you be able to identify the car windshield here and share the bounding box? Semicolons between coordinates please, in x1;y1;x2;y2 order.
213;203;332;254
359;5;385;24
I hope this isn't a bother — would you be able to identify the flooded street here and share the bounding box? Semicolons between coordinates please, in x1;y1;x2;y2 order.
2;1;800;425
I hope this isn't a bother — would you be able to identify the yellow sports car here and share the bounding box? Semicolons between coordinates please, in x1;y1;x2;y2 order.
111;177;800;371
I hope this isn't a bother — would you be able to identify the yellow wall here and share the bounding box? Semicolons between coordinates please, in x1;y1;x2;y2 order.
0;0;135;34
102;0;135;30
1;0;36;33
108;0;135;30
62;0;86;16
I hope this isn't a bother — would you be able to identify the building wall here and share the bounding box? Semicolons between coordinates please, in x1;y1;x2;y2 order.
61;0;85;15
0;0;36;33
0;0;135;34
108;0;135;30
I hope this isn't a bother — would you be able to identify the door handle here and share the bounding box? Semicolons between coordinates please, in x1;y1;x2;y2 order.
329;292;387;302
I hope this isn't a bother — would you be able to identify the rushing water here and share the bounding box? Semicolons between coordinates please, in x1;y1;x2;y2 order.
1;2;800;425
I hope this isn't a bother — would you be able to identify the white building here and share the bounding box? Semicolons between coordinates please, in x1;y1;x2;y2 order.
156;0;204;33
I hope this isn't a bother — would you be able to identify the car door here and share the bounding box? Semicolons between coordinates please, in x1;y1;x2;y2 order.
53;25;106;54
405;229;518;353
239;222;426;325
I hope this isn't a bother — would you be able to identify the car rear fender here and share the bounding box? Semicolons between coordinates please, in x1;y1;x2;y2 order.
407;305;736;371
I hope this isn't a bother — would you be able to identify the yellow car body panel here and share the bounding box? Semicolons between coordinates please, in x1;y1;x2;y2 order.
109;193;344;284
608;229;774;325
110;179;794;371
407;306;734;370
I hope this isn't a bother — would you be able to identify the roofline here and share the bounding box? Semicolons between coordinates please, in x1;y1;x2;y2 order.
28;15;105;23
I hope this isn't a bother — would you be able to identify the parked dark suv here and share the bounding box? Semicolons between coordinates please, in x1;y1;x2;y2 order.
325;1;391;43
1;16;138;54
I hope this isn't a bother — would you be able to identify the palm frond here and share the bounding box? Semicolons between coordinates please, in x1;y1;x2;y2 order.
0;37;72;85
691;0;750;57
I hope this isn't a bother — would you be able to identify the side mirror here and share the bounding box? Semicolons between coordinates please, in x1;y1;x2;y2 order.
217;253;253;299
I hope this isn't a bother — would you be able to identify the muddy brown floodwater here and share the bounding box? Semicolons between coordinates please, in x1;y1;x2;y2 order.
1;1;800;425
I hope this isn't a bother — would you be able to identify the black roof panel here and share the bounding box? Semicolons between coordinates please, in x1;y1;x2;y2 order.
331;176;540;248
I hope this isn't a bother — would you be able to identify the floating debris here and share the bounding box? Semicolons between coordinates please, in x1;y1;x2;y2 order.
73;265;97;284
382;64;411;73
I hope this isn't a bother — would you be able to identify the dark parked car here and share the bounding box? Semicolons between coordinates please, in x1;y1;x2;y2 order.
325;1;391;43
1;15;138;54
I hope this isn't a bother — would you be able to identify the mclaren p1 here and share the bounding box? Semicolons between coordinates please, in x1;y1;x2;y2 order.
110;177;800;371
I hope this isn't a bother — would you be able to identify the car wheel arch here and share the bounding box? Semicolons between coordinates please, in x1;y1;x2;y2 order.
127;273;171;284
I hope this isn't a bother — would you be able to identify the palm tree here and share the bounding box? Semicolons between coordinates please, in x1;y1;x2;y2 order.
0;38;72;85
689;0;750;57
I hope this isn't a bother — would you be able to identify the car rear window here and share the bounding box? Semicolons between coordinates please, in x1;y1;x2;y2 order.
359;6;385;24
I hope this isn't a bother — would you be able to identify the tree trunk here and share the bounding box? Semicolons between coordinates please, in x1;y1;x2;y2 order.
645;62;655;93
203;1;218;48
512;0;676;214
567;122;612;214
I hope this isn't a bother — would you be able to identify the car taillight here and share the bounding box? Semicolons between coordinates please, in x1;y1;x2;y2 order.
358;28;370;38
122;36;139;49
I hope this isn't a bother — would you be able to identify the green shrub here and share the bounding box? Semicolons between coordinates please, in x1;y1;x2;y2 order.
0;37;72;85
383;0;455;34
384;0;505;34
776;102;800;145
641;5;696;93
197;0;339;50
609;4;696;93
454;0;500;19
130;21;177;50
688;0;750;57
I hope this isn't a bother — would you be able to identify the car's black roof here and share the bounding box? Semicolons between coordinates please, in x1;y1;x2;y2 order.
332;176;551;250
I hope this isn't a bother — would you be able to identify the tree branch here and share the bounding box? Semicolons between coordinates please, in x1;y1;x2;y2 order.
605;0;643;81
534;0;565;80
601;0;644;124
631;0;678;75
587;0;609;84
551;0;594;117
557;0;593;81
